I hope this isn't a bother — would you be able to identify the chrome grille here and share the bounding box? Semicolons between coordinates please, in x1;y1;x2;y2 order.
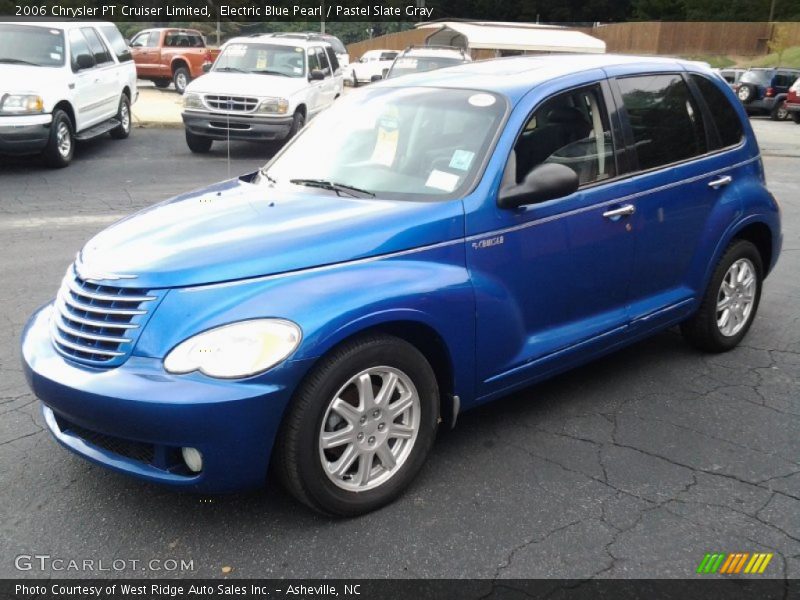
204;95;259;112
50;267;158;366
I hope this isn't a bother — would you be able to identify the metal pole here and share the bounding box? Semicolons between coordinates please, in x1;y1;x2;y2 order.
321;1;326;33
768;0;776;22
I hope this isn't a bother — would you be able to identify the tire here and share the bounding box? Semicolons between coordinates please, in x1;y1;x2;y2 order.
185;130;212;153
154;79;171;89
770;102;789;121
275;334;440;517
737;84;754;104
173;67;190;95
286;110;305;141
42;109;74;168
109;94;131;139
792;112;800;124
680;239;763;353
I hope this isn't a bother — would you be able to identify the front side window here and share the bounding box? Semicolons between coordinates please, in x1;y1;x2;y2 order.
690;74;743;149
324;46;339;72
262;87;507;200
307;47;321;72
315;48;330;76
68;29;95;71
0;24;65;67
81;28;112;65
506;85;617;187
130;31;158;48
617;74;707;171
214;43;305;78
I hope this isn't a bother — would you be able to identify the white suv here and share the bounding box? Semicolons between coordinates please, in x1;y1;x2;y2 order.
0;21;137;168
181;36;343;153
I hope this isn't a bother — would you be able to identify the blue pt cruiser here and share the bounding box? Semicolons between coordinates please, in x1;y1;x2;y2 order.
22;55;782;516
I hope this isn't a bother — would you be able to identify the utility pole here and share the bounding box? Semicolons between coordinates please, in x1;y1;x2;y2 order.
321;1;326;33
768;0;776;22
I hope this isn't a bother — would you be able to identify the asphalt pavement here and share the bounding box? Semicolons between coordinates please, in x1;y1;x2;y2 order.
0;120;798;580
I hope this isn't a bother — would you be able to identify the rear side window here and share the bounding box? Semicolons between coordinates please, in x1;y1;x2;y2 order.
98;25;131;62
740;70;770;85
81;27;112;65
690;74;743;148
617;74;707;171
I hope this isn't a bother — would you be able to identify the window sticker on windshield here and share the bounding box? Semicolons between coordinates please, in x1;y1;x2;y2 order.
425;169;460;192
293;67;302;74
449;149;475;171
226;44;247;57
371;107;399;167
469;93;496;107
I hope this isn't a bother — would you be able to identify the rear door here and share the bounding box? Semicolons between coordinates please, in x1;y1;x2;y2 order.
80;27;119;121
608;70;744;332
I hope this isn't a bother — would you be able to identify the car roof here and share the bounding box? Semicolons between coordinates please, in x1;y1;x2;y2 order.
1;21;117;30
383;54;719;103
401;47;467;58
226;35;331;49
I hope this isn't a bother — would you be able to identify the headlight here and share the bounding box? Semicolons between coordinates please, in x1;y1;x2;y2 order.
0;94;44;115
183;92;203;110
163;319;302;379
257;98;289;114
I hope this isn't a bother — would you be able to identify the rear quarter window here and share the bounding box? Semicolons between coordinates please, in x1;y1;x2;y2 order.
690;74;744;149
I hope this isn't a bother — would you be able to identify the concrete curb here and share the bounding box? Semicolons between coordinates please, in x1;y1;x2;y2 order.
133;120;184;130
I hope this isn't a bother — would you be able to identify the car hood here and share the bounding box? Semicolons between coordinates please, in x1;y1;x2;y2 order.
0;64;67;94
187;72;310;98
77;175;464;289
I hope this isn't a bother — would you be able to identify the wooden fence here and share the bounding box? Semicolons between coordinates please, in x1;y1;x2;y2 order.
346;22;800;61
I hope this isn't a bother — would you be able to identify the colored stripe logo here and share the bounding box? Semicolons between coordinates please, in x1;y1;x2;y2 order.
697;552;773;574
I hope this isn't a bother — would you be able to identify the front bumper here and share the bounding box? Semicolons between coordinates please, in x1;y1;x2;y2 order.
0;113;52;155
22;305;311;493
182;110;294;142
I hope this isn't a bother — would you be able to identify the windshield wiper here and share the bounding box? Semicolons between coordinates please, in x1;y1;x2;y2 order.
259;168;277;184
0;58;41;66
290;178;375;198
214;66;246;73
252;69;290;77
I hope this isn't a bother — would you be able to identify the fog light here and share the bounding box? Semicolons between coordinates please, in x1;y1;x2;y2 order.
181;447;203;473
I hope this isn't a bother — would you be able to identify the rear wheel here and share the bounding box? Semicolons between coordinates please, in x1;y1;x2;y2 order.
185;130;212;153
109;94;131;139
680;240;763;353
173;67;190;95
275;334;439;516
791;111;800;124
42;109;74;168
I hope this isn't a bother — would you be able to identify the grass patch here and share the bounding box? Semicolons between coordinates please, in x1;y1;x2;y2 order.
742;46;800;68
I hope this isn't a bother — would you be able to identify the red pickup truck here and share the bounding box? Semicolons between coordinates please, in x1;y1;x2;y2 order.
129;28;219;94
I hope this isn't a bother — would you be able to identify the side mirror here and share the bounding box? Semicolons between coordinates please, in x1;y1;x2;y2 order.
202;62;212;73
370;74;383;82
497;163;579;209
309;69;325;81
76;54;95;70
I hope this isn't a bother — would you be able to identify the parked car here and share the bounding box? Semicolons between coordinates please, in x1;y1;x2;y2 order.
715;67;746;88
734;67;800;120
181;36;343;153
380;45;472;81
345;49;398;86
22;55;781;516
129;28;219;94
784;77;800;124
0;21;136;168
269;32;349;68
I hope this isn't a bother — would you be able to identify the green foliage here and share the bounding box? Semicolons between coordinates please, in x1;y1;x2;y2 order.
744;46;800;68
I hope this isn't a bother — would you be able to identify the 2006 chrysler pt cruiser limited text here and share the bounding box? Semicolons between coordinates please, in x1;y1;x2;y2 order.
22;55;782;516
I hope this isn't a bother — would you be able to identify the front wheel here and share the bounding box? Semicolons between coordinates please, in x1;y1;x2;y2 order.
285;110;305;141
275;334;439;516
185;130;212;153
770;102;789;121
173;67;190;95
680;240;763;353
109;94;131;139
42;109;74;168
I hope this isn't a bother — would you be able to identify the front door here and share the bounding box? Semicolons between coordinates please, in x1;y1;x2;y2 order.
467;78;636;399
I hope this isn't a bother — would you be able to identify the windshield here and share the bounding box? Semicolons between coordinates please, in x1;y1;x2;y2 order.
387;56;465;79
740;70;771;85
262;87;506;200
214;43;305;77
0;25;65;67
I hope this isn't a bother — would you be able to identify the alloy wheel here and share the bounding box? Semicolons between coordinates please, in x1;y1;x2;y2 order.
56;122;71;157
716;258;756;337
319;366;420;492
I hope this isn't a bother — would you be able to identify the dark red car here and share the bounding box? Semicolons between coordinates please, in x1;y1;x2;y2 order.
785;77;800;124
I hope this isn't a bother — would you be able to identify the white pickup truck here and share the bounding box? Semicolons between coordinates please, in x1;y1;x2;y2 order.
0;21;137;168
181;35;343;153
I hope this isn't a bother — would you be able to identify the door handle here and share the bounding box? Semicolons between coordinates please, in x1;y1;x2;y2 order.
708;175;732;189
602;204;636;219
